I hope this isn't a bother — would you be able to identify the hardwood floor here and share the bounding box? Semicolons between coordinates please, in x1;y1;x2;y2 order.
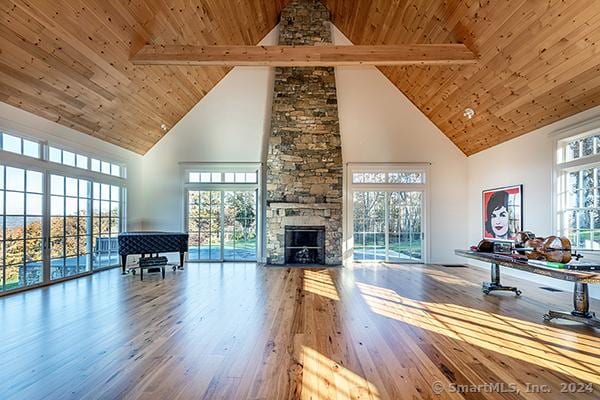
1;263;599;399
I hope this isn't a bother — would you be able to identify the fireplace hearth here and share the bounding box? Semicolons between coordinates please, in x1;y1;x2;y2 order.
285;226;325;265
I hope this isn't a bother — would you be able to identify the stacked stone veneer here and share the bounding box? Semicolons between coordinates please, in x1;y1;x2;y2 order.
266;0;343;265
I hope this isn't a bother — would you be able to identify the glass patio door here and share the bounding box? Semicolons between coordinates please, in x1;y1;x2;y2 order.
49;174;92;279
388;191;423;262
188;190;221;261
0;165;44;291
187;190;257;261
353;190;424;263
353;191;386;261
223;191;257;261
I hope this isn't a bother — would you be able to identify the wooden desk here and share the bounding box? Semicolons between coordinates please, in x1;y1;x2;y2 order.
455;249;600;328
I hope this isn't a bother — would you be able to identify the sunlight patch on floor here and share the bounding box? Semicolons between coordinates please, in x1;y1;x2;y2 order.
356;282;600;385
301;346;380;400
423;270;478;287
303;270;340;301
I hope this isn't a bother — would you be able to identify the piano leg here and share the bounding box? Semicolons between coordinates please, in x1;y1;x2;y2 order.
179;252;185;270
121;255;127;275
482;263;522;296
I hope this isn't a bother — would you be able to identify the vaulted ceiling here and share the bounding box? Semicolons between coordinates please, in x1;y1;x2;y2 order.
1;1;600;155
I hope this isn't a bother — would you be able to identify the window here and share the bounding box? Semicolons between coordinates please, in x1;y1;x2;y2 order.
1;166;44;291
0;130;127;294
76;154;88;169
564;135;600;162
184;166;259;261
348;165;428;263
47;146;125;178
187;170;257;184
557;130;600;249
23;139;40;158
1;132;40;159
352;171;424;184
49;146;62;163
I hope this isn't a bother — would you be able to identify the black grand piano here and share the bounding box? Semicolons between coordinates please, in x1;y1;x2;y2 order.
118;231;189;274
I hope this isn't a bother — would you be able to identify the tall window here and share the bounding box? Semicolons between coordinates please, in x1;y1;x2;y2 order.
0;128;126;294
556;131;600;249
184;165;259;262
348;165;428;263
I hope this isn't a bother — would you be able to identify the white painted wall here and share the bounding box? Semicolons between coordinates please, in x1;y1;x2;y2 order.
140;27;279;233
0;102;145;229
467;105;600;298
332;27;469;263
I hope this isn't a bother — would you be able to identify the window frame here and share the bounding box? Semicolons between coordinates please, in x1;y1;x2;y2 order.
180;162;263;263
0;131;127;296
345;163;431;265
555;127;600;251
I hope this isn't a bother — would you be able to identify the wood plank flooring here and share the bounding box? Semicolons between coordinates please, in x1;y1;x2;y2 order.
0;263;599;399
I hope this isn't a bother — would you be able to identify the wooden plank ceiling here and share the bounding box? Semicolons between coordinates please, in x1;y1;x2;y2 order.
327;0;600;155
1;1;600;155
0;0;286;154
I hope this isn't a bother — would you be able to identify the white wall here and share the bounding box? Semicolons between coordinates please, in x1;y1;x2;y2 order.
0;102;145;229
140;27;279;232
467;105;600;298
332;27;469;263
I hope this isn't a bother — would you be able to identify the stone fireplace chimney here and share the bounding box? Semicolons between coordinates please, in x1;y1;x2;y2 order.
266;0;343;265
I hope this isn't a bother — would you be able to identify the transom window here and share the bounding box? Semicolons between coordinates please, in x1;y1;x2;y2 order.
564;134;600;162
48;145;124;178
188;170;258;184
352;171;424;184
0;129;125;178
0;132;41;159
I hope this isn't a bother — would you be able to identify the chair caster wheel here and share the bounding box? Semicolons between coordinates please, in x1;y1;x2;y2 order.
172;266;177;271
515;290;522;296
543;313;552;322
482;289;490;295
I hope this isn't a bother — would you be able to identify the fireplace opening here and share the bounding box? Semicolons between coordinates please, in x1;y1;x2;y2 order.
285;226;325;265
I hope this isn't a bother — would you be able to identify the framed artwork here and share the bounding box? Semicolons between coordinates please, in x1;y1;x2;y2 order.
482;185;523;241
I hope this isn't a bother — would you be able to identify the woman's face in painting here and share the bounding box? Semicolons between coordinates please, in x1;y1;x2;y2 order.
490;206;509;237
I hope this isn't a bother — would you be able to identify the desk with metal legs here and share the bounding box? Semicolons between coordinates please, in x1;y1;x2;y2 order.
456;250;600;328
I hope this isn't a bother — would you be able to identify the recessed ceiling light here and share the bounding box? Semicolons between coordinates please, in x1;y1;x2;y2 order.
160;123;167;131
463;108;475;120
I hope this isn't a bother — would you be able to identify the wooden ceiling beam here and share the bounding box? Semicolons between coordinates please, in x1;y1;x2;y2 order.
130;44;478;66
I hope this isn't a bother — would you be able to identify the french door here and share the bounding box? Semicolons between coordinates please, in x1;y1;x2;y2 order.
187;190;257;262
352;190;424;262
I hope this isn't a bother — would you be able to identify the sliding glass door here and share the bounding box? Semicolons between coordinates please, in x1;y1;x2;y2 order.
388;191;423;262
188;190;221;261
50;175;92;280
349;167;428;264
353;190;424;263
187;190;257;261
224;191;257;261
352;191;386;261
92;183;120;269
